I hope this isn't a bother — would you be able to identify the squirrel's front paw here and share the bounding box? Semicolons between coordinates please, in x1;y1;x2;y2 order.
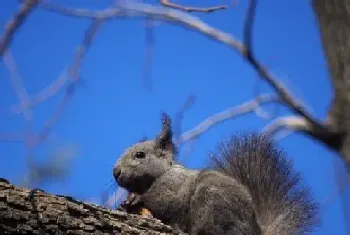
124;192;142;207
120;193;153;218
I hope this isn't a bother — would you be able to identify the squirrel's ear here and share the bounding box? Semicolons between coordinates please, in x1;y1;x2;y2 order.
154;112;175;156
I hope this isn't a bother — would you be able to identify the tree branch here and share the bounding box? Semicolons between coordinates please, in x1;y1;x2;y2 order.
3;51;32;121
7;67;69;115
39;2;245;52
143;17;155;92
262;116;313;136
2;51;35;177
263;115;344;150
32;18;104;146
0;179;185;234
36;1;322;129
173;94;197;142
242;0;322;128
3;0;344;158
177;94;278;144
0;0;38;56
159;0;226;13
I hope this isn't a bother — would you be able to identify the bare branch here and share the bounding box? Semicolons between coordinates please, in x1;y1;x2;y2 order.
37;2;246;52
179;138;198;163
173;94;197;143
32;18;104;146
3;52;32;120
1;1;336;154
262;116;314;137
36;2;322;130
254;104;273;119
4;14;106;116
32;92;72;146
243;0;256;51
242;0;322;129
159;0;226;13
262;115;344;151
0;0;38;56
8;67;69;115
2;51;35;170
38;2;122;19
178;94;279;144
70;18;104;80
143;17;155;92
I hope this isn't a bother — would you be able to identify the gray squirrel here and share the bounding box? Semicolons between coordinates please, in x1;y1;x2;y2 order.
113;113;318;235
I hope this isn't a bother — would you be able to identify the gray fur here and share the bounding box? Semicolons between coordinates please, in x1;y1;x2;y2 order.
113;113;318;235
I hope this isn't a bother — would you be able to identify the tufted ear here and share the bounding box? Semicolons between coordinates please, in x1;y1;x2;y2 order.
154;112;176;157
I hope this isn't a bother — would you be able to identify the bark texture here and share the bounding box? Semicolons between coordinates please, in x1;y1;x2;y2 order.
312;0;350;167
0;178;186;235
312;0;350;232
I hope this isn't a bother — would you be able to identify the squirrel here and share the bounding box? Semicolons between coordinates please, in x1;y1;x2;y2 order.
113;113;318;235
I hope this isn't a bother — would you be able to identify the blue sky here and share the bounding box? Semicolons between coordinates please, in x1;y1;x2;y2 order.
0;0;347;234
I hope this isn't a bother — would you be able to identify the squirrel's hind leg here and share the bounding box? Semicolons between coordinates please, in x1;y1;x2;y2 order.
189;172;262;235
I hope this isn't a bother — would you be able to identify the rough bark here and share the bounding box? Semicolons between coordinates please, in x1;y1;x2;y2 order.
312;0;350;167
312;0;350;232
0;178;186;235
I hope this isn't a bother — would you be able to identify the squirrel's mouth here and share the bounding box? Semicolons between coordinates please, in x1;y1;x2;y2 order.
113;168;131;190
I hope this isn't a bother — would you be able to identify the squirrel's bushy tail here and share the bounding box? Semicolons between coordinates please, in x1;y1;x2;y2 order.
209;133;318;235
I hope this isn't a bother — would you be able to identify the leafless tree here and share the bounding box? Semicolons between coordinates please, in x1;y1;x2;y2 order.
0;0;349;233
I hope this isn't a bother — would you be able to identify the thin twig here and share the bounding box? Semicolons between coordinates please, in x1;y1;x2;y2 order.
178;94;278;144
3;51;32;121
6;17;104;116
70;18;104;80
179;138;198;164
32;18;104;146
0;0;39;56
262;116;313;137
37;2;245;51
242;0;321;128
263;115;345;151
8;67;69;115
160;0;226;13
143;17;155;92
3;51;35;173
32;91;72;146
37;1;321;130
173;94;197;144
39;2;122;18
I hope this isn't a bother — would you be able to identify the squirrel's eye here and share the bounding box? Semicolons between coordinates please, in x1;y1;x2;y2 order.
135;151;146;159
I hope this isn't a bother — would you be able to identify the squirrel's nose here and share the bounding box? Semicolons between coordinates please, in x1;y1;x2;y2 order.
113;167;121;182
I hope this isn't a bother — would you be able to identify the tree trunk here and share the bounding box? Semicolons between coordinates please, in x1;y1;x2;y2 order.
312;0;350;168
0;179;186;235
312;0;350;233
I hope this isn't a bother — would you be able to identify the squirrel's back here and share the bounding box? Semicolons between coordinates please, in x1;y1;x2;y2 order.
209;133;318;235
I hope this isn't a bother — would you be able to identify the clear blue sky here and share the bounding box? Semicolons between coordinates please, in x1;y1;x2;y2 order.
0;0;347;234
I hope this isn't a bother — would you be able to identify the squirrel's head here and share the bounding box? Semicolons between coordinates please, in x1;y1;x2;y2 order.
113;113;176;194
